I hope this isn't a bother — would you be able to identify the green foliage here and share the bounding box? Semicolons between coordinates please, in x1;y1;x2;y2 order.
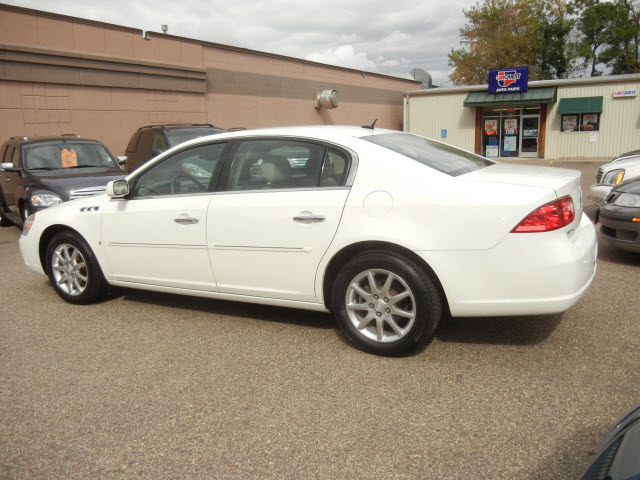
448;0;640;85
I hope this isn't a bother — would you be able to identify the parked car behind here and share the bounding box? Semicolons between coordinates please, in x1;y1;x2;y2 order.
581;403;640;480
589;154;640;205
611;148;640;162
123;123;227;172
19;126;597;356
596;177;640;253
0;134;127;227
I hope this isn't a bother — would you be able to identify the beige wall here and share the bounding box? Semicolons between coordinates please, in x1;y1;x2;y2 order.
545;80;640;160
0;80;207;155
406;77;640;160
0;4;418;155
405;91;476;152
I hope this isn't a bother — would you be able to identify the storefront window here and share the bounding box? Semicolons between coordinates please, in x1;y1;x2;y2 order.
480;105;540;158
560;113;599;132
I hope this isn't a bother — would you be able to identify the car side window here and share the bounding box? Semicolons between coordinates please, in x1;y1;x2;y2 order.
126;132;141;153
131;142;227;198
321;149;349;187
228;140;333;191
138;131;153;158
3;146;14;164
152;132;168;151
11;146;21;167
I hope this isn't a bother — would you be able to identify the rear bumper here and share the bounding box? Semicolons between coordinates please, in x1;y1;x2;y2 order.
417;213;597;317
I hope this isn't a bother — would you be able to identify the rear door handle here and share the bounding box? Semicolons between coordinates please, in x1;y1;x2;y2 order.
293;214;326;223
174;216;199;225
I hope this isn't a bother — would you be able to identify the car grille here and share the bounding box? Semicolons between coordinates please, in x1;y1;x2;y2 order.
69;185;107;200
596;168;603;184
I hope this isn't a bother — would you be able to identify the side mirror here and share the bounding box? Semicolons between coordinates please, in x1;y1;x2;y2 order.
1;162;19;172
106;179;129;197
117;156;128;165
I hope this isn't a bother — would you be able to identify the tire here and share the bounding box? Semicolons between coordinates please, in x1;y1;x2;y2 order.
20;203;30;224
0;208;11;227
45;231;109;304
332;252;442;356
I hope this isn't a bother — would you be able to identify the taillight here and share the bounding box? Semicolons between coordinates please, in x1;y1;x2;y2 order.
512;195;575;233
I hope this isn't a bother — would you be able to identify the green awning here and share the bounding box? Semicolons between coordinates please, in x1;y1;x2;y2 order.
557;96;603;114
463;87;557;107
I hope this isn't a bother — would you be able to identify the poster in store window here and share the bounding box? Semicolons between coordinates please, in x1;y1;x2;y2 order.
562;115;578;132
485;119;497;136
504;118;518;135
582;114;598;131
504;136;517;152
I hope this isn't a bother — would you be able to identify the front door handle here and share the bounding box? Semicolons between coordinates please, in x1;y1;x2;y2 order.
174;216;199;225
293;213;326;223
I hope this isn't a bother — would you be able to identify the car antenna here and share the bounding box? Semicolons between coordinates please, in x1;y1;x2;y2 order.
362;119;377;130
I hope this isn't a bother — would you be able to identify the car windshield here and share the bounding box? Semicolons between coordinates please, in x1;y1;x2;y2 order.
23;141;117;171
363;132;495;177
165;128;226;147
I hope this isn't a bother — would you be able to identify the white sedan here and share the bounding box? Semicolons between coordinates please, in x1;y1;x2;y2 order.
19;126;597;356
589;154;640;205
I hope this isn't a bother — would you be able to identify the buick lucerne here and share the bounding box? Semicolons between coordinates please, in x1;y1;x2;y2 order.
19;126;597;356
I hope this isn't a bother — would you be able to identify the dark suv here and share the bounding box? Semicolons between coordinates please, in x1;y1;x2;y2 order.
123;123;227;172
0;135;127;227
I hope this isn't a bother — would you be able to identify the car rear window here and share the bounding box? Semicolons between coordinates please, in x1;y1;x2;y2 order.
165;128;226;147
363;132;494;176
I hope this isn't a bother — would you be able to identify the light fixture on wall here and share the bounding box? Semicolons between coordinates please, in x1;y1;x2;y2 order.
315;89;339;109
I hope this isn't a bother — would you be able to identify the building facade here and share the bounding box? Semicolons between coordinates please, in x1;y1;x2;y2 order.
0;5;419;156
405;74;640;160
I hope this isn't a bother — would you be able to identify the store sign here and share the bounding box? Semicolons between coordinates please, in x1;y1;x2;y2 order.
613;89;637;97
488;67;528;94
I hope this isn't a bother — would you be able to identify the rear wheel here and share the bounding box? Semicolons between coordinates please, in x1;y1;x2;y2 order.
332;252;441;356
45;231;109;304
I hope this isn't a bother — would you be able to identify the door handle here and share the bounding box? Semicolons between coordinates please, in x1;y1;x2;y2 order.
293;214;326;223
174;216;199;225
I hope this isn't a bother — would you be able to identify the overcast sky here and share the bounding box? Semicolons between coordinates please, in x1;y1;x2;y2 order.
6;0;479;86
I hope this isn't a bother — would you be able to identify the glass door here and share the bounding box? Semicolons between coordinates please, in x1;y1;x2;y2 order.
501;116;520;157
519;116;539;158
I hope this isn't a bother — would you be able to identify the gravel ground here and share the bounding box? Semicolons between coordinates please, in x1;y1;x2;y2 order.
1;160;639;479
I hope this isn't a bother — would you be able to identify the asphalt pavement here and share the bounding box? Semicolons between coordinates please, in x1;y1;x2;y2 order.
1;160;639;479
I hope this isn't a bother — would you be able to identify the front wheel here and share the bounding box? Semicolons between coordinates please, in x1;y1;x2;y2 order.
45;231;109;304
332;252;442;356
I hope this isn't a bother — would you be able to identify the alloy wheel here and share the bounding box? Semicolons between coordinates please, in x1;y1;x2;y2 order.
345;269;416;343
51;243;89;296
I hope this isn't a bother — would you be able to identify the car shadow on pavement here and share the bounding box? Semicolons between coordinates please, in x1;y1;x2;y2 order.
117;288;336;330
597;241;640;266
525;424;607;480
435;313;563;346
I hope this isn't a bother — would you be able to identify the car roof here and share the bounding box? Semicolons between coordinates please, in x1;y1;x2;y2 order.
6;135;103;145
137;124;223;132
187;125;398;144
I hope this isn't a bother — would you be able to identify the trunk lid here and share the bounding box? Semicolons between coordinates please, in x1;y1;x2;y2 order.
465;163;584;220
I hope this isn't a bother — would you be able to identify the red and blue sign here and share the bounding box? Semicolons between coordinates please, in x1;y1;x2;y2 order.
489;67;528;94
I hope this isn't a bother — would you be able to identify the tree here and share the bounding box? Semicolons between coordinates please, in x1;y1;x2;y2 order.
448;0;576;85
572;0;640;75
539;0;576;78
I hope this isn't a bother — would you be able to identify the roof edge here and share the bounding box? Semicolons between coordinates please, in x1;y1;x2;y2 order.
406;73;640;96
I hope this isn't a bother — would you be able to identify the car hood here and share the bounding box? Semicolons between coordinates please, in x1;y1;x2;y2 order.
599;156;640;172
614;178;640;194
31;167;127;201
